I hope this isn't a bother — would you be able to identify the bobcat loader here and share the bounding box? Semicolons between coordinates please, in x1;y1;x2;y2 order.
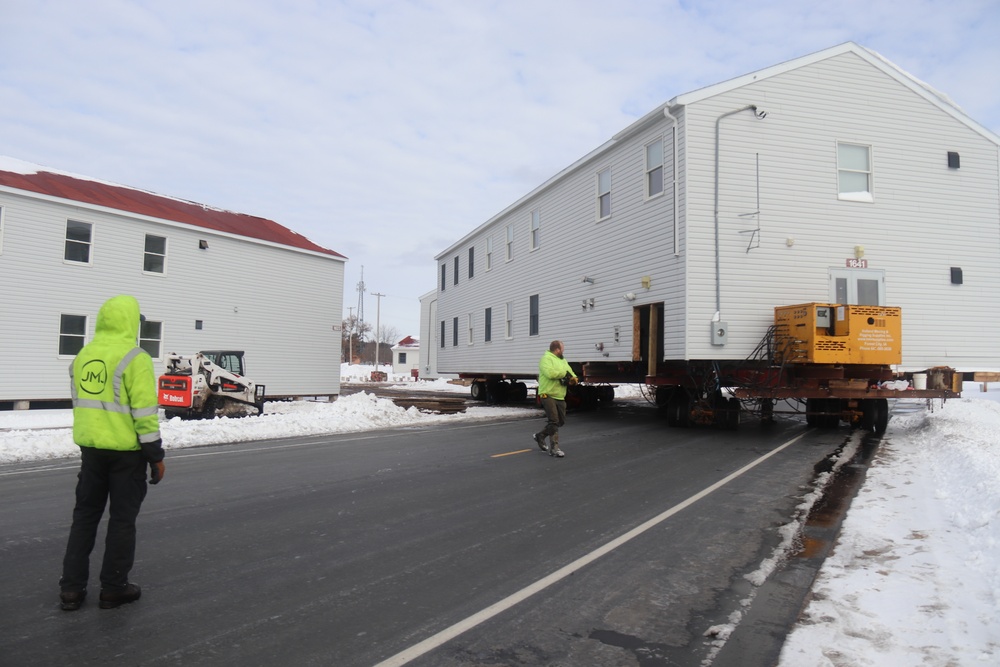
158;350;265;419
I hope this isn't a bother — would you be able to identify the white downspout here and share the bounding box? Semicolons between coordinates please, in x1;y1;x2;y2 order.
663;106;680;256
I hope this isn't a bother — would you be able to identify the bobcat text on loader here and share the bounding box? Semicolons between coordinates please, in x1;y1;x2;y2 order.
158;350;266;419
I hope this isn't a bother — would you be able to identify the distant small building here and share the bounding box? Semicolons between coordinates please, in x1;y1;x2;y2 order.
391;336;420;378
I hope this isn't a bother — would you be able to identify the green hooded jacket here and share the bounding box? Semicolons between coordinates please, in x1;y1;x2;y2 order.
537;350;577;400
70;295;162;458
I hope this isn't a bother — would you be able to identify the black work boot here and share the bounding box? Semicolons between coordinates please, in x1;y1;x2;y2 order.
60;589;87;611
99;583;142;609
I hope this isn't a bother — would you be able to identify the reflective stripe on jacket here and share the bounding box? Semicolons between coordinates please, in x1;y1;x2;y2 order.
70;295;161;451
537;350;576;401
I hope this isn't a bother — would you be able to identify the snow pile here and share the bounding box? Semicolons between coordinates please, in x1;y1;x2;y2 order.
777;396;1000;666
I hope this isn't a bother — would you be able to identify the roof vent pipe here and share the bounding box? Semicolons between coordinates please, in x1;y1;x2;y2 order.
713;104;766;316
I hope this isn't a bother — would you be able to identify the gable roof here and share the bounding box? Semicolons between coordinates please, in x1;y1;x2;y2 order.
667;42;1000;146
0;157;345;259
437;42;998;259
395;336;419;347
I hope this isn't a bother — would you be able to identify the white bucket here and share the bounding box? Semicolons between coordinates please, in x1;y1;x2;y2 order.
912;373;927;390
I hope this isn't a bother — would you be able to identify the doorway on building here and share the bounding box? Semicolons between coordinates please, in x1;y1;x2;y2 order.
633;302;665;376
829;267;885;305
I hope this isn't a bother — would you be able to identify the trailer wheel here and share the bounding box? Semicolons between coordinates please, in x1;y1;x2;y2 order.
862;398;889;435
666;389;690;428
511;381;528;402
822;399;842;429
470;381;486;401
726;397;741;430
805;398;818;427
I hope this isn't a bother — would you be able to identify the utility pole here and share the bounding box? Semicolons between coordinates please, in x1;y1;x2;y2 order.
372;292;385;368
356;266;366;362
347;307;354;364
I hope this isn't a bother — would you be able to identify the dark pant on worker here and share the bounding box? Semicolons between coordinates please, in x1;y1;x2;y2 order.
60;447;148;593
538;396;567;447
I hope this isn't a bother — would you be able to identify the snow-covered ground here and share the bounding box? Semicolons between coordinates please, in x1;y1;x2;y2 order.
2;365;997;664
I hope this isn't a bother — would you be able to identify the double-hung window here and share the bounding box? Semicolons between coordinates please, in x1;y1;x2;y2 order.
59;314;87;356
486;237;493;271
453;256;459;285
139;319;163;359
645;138;664;198
837;142;873;202
597;168;612;220
485;307;492;342
530;210;540;250
468;246;474;279
440;263;446;291
452;317;458;347
505;302;513;339
440;321;445;348
143;234;167;274
65;220;93;264
505;224;514;262
467;314;474;345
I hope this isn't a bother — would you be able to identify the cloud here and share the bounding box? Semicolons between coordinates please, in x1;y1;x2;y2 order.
1;0;998;337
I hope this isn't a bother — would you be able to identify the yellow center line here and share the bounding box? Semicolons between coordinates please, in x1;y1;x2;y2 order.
491;449;532;458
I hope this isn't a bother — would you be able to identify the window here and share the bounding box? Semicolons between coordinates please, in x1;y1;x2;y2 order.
505;302;513;339
529;295;539;336
399;352;407;364
440;320;445;348
143;234;167;274
485;307;492;342
838;142;873;202
597;168;612;220
195;320;204;330
440;263;446;291
452;317;458;347
530;210;540;250
486;237;493;271
65;220;93;264
645;138;664;198
468;246;474;279
505;224;514;262
59;314;87;356
139;319;162;359
453;256;459;285
467;314;474;345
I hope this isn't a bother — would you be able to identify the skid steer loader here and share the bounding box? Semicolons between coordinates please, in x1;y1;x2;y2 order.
158;350;265;419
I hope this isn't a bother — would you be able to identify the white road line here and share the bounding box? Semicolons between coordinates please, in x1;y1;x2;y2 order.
373;431;808;667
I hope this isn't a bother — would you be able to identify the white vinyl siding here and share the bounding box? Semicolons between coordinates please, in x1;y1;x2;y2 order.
0;190;345;401
0;205;5;254
430;46;1000;375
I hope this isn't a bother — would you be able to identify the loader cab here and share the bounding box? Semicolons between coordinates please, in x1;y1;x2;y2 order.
200;350;246;376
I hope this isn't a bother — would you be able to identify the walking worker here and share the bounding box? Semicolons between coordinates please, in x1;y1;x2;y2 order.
533;340;578;458
59;295;165;611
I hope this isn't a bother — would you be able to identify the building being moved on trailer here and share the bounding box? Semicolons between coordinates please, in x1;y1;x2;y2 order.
423;42;999;429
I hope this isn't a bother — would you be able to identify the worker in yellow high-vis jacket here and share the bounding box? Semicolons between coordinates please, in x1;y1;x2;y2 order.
533;340;577;458
59;295;166;611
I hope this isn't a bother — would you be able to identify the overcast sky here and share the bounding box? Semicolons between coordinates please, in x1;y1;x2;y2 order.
2;0;998;338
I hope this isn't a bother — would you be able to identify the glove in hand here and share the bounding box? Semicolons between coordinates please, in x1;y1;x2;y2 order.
149;461;165;485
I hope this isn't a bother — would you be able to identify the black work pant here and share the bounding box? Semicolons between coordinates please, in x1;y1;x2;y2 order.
60;447;148;592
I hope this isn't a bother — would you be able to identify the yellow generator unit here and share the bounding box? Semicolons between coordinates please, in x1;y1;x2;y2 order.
774;303;902;365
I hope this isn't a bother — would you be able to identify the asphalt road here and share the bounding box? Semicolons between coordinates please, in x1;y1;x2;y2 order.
0;401;850;666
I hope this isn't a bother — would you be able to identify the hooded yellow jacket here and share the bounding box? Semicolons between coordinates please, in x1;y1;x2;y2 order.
537;350;577;401
70;295;162;459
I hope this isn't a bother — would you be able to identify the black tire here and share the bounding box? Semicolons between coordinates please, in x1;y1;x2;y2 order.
511;381;528;402
873;398;889;435
805;398;818;427
470;381;486;401
726;397;741;430
666;389;690;427
655;386;673;408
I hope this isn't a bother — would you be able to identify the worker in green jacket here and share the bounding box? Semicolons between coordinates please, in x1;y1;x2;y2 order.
533;340;578;458
59;295;166;611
